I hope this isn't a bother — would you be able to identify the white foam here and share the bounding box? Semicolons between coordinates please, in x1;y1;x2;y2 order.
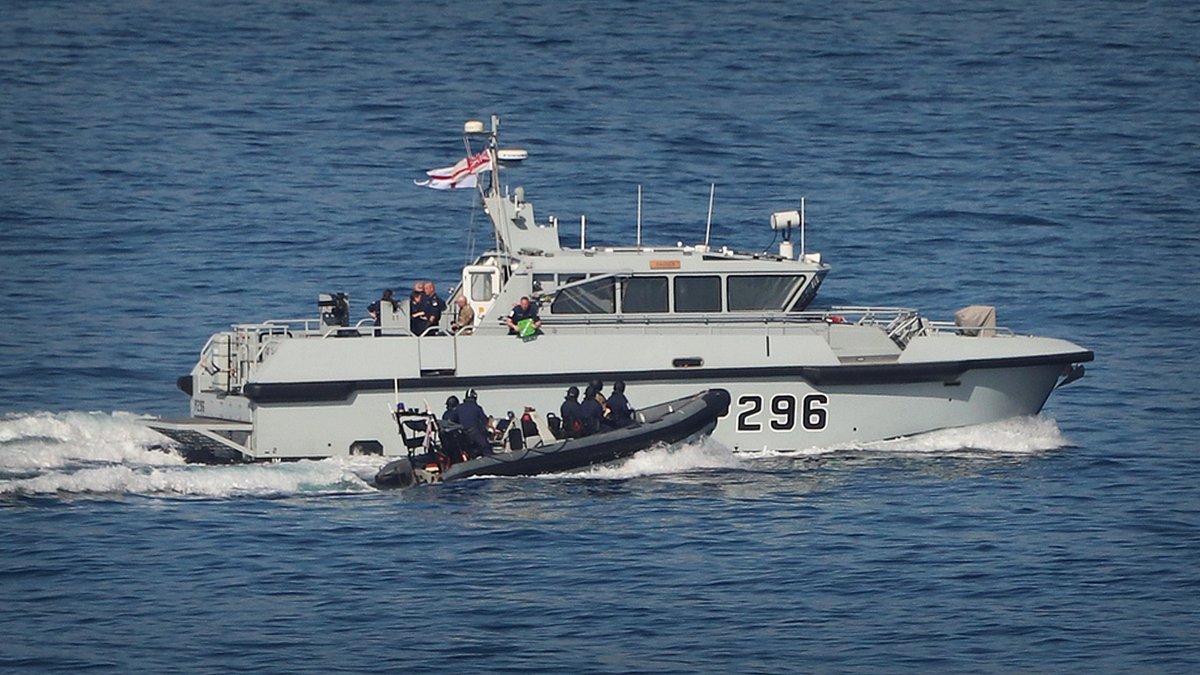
554;436;742;480
1;456;379;499
0;410;386;498
0;411;183;470
737;415;1068;458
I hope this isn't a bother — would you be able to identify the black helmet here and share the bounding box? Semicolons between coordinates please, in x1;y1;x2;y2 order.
445;395;459;409
465;388;478;400
566;386;579;399
613;380;626;394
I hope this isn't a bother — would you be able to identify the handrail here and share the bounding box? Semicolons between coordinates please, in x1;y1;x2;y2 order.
926;320;1014;337
538;306;922;328
218;306;1016;343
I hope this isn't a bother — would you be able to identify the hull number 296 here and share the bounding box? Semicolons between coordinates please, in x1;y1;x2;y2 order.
731;393;828;432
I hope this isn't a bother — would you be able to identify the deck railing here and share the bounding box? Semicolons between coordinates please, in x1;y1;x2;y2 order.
196;306;1014;393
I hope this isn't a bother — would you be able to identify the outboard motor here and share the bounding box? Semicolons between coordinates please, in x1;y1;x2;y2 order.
318;292;350;327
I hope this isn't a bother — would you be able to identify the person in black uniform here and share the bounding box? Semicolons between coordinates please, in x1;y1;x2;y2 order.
559;385;583;438
421;281;446;335
605;380;634;428
442;395;460;422
589;378;607;408
505;296;542;335
409;286;427;335
438;394;469;462
453;389;492;456
367;289;397;326
578;384;605;436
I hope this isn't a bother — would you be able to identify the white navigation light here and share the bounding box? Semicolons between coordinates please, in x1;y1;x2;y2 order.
770;210;802;230
464;119;485;134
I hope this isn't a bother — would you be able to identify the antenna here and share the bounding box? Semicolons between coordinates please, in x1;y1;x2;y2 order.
800;197;806;257
580;214;587;250
704;183;715;247
636;185;643;248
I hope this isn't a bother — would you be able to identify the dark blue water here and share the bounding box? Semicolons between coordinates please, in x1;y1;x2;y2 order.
3;0;1199;671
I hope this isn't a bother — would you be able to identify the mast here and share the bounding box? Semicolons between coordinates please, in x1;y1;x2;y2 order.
469;115;561;256
486;114;500;199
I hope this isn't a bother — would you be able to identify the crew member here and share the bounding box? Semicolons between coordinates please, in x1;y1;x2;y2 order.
451;295;475;335
367;289;396;326
605;380;634;428
453;389;492;456
422;281;446;334
505;296;542;336
442;395;460;422
589;378;607;407
578;384;605;436
559;386;583;438
409;285;427;335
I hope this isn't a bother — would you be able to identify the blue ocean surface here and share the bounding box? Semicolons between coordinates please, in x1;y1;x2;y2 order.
2;0;1199;672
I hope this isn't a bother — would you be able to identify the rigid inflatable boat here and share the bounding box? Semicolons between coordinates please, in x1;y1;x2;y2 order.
374;388;730;488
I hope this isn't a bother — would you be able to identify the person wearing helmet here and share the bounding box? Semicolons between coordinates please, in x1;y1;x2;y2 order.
454;389;491;456
560;385;583;439
578;384;604;436
606;380;634;428
443;395;460;422
589;378;607;408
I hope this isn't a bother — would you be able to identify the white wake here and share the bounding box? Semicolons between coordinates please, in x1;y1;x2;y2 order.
0;411;379;498
736;415;1069;458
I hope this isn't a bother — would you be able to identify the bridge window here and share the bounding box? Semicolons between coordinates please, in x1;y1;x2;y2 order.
674;275;722;313
551;277;615;314
727;275;802;311
621;276;668;313
788;275;816;311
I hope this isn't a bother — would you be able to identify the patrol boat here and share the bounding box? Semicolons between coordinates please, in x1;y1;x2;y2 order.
148;116;1093;462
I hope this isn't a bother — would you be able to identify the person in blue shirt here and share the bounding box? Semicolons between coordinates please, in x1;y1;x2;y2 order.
505;296;542;335
559;386;583;438
442;395;460;422
578;384;605;436
409;286;427;334
420;281;446;335
453;389;492;456
367;289;396;327
605;380;634;428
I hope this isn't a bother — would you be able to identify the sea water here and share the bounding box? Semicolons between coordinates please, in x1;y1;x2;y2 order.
2;0;1198;672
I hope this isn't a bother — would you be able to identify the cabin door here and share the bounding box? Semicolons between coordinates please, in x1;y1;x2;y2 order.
462;264;503;326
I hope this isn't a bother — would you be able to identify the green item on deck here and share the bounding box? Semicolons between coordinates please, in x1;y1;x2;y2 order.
517;318;536;337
